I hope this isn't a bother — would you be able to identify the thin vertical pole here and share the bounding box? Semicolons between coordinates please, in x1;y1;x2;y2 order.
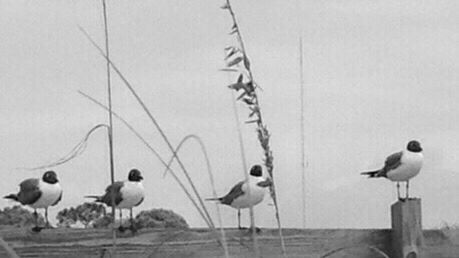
101;0;117;254
299;36;306;229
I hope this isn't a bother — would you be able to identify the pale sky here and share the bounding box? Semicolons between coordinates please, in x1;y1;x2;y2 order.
1;0;459;229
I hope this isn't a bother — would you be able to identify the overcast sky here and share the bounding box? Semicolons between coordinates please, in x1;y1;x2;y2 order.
1;0;459;229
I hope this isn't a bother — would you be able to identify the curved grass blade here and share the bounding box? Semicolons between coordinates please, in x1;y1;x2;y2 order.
0;237;19;258
16;124;108;171
162;134;229;258
78;26;215;229
78;91;212;229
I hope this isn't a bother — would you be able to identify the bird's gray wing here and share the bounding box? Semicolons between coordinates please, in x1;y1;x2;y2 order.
52;190;63;206
135;197;144;207
17;178;42;205
380;151;403;176
220;181;245;206
101;181;124;206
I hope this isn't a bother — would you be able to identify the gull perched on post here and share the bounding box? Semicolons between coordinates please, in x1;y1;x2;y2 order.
361;140;423;200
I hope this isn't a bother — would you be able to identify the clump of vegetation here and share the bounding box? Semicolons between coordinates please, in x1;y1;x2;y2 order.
92;214;114;229
57;205;188;230
439;222;459;243
134;209;189;229
0;206;44;227
91;209;189;230
56;207;77;228
56;202;106;228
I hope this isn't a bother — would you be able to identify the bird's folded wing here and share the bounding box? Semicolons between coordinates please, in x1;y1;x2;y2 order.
382;151;403;175
101;181;124;206
18;178;42;205
52;191;63;206
220;181;245;205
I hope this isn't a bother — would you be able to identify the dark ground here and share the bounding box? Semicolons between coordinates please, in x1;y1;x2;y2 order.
0;227;458;257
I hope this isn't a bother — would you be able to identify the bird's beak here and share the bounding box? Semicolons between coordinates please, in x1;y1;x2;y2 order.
257;178;272;188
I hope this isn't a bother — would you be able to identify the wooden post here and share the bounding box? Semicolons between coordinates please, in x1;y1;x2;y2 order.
391;198;424;258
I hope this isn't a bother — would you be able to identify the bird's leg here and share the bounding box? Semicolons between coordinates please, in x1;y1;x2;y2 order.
406;180;410;200
129;208;137;234
32;209;41;232
247;210;261;234
118;209;125;232
396;182;402;201
45;208;54;229
237;209;242;230
45;208;50;228
247;227;262;234
34;209;38;225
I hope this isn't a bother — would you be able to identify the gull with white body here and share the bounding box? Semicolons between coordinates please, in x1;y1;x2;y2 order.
361;140;423;200
4;171;63;232
85;168;144;232
206;165;272;230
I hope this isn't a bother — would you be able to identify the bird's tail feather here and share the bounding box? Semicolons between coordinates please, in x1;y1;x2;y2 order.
360;170;380;178
3;194;18;201
205;197;221;201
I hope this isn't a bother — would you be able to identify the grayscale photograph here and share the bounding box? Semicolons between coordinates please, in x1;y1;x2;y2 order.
0;1;458;257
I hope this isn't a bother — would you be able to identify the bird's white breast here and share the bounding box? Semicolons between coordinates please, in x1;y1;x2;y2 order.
387;151;423;182
230;177;266;209
30;181;62;209
117;181;145;209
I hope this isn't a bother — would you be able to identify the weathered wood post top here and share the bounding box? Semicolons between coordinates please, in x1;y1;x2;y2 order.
391;198;424;258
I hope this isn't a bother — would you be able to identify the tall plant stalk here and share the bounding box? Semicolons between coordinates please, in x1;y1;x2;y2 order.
299;36;306;229
221;0;286;256
101;0;117;253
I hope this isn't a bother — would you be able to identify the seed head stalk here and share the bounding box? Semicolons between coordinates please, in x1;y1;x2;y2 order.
222;0;286;256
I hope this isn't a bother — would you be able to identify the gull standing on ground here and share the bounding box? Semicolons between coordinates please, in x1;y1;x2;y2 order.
361;140;423;200
85;168;144;232
4;171;63;232
206;164;272;230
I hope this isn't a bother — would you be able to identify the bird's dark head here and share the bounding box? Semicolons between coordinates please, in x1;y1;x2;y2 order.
128;169;143;182
407;140;422;152
249;165;263;177
42;171;59;184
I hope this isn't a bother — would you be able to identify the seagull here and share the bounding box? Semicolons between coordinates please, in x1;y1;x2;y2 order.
4;171;63;232
85;168;144;232
361;140;423;201
206;165;272;230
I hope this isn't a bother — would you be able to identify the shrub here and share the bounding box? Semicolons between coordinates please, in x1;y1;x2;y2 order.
0;205;44;227
56;207;78;228
135;209;188;229
92;214;113;229
56;202;106;228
